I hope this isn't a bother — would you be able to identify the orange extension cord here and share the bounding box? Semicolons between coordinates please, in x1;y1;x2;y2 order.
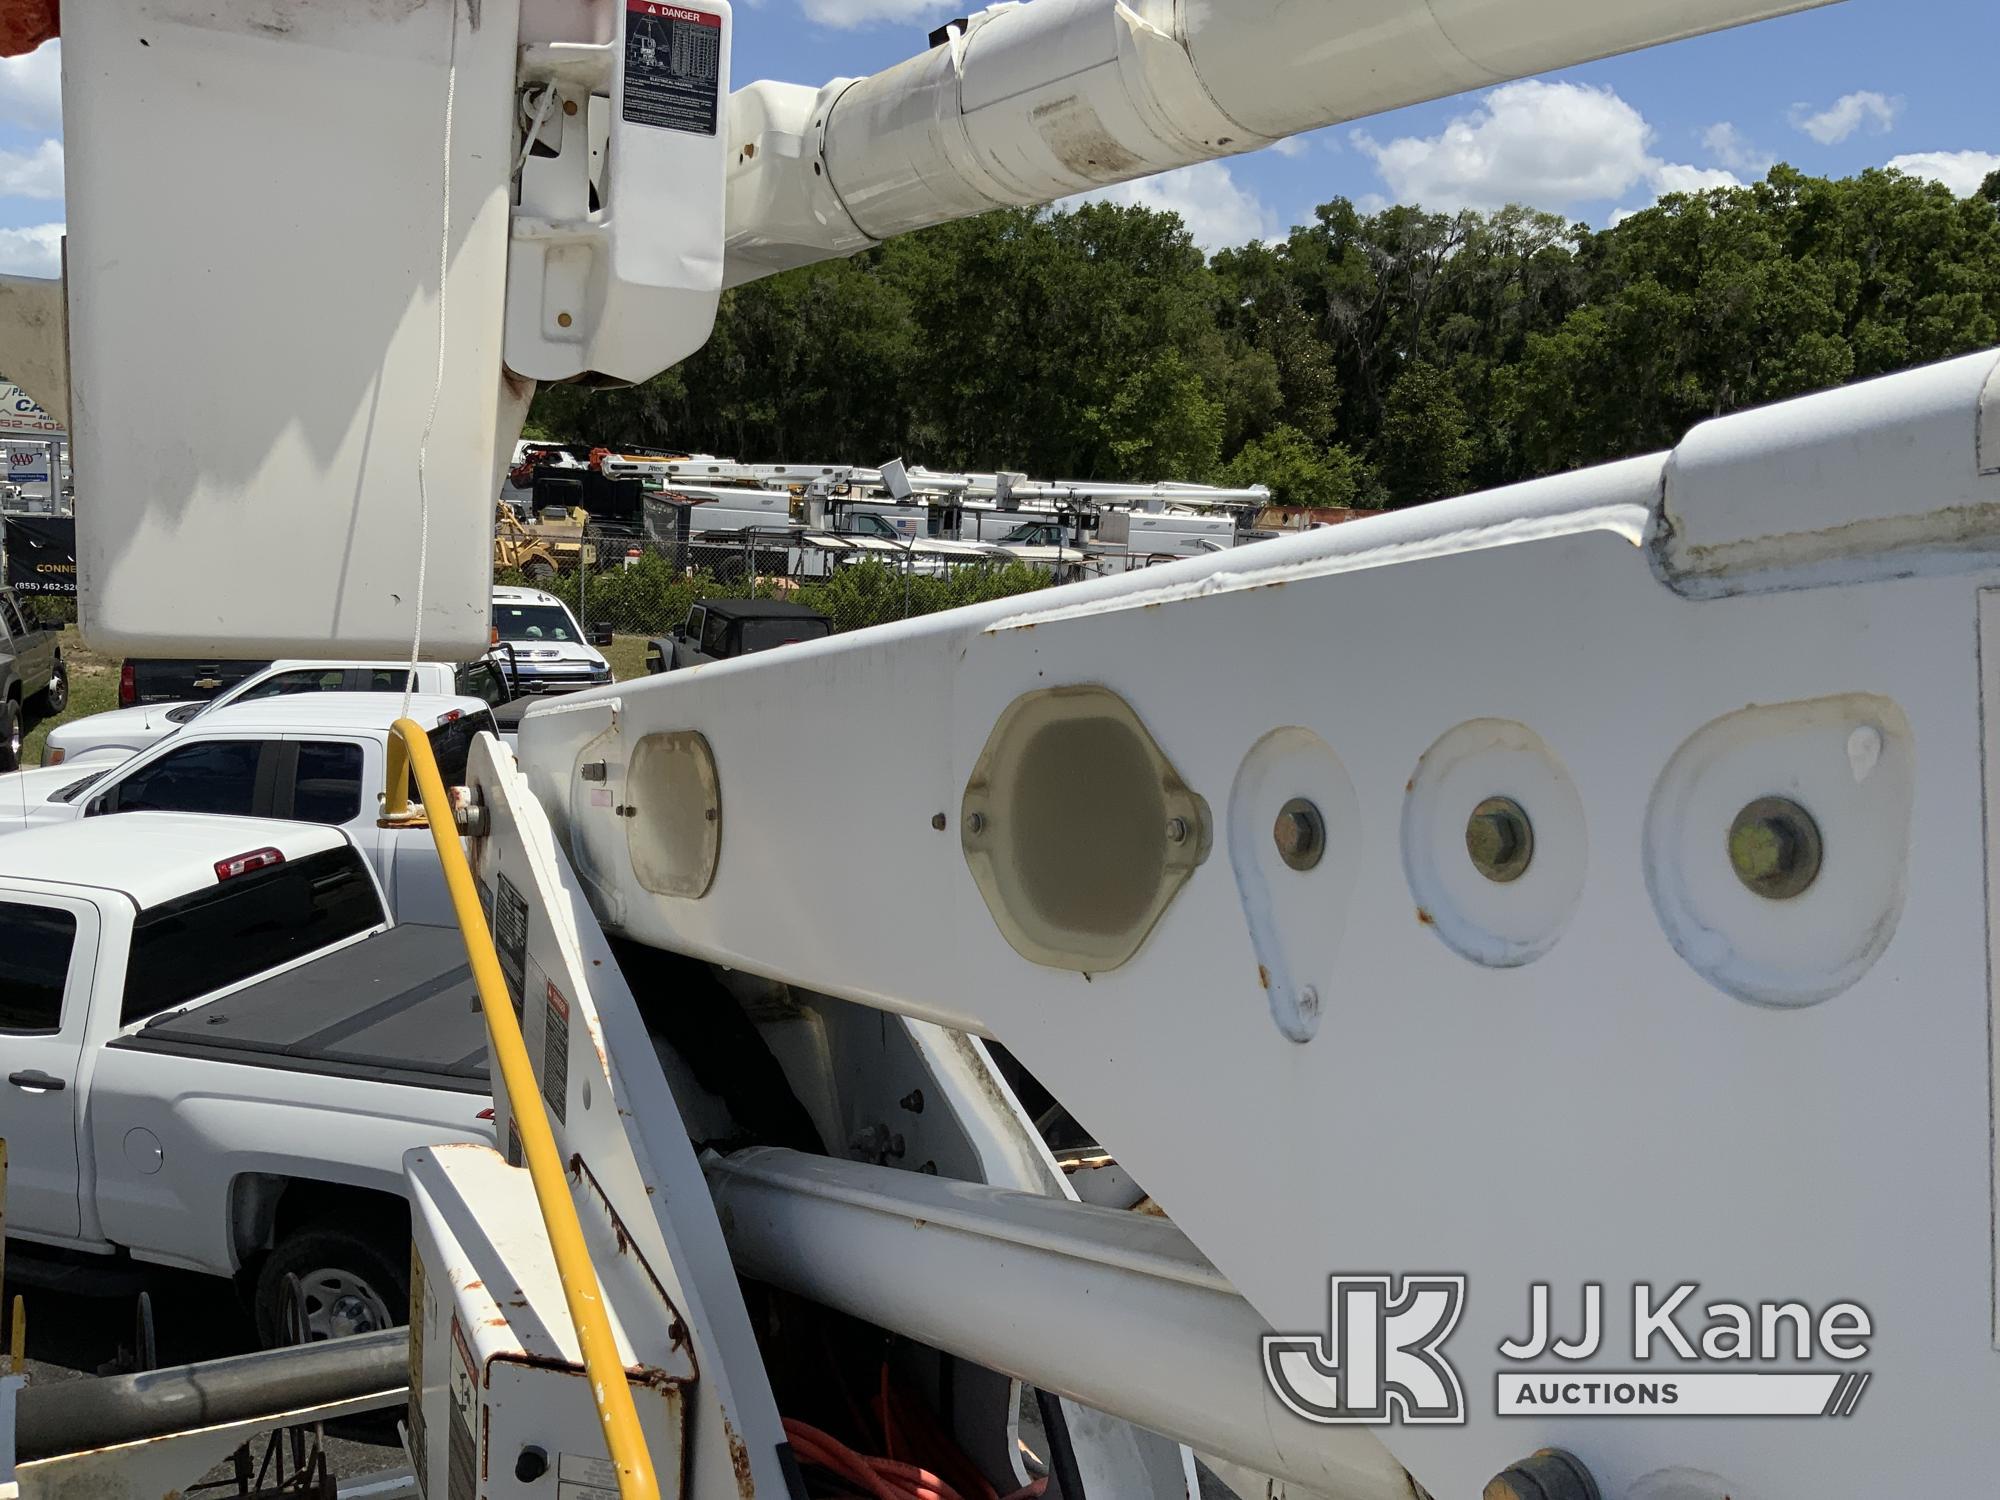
783;1418;1049;1500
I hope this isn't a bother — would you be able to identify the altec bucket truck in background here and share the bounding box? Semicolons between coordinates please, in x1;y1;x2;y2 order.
11;2;2000;1499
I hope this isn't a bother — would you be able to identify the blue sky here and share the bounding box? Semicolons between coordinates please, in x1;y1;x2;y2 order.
1;0;1993;272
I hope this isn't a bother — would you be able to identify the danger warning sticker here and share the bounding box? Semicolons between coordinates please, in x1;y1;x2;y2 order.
623;1;722;137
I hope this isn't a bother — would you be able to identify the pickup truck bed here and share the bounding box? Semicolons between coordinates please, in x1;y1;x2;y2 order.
108;924;489;1093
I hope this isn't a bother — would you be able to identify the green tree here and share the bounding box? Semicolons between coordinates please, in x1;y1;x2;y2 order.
1222;425;1370;509
522;163;2000;512
1377;362;1473;505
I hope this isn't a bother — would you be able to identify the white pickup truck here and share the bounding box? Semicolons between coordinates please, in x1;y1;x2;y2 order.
0;692;497;925
43;655;512;766
0;814;491;1342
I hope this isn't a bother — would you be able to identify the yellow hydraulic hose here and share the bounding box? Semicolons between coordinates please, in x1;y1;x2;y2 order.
386;720;659;1500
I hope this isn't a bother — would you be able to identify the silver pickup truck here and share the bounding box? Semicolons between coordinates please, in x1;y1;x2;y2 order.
0;584;65;771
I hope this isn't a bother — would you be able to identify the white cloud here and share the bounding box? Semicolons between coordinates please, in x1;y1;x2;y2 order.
1885;149;2000;197
798;0;944;28
0;222;62;277
1352;80;1747;220
1067;161;1277;251
1788;90;1900;145
1701;122;1769;175
0;138;61;200
1267;136;1309;159
1354;81;1654;212
0;39;59;133
1650;162;1743;196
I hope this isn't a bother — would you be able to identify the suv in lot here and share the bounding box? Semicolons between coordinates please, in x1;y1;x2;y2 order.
648;598;832;672
0;585;65;771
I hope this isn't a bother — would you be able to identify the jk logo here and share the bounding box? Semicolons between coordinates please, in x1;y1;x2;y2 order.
1263;1275;1467;1425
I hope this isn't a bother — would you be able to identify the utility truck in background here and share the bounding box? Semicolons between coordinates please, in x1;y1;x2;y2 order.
15;2;2000;1500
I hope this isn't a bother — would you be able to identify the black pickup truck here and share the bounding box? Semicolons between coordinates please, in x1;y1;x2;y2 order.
0;584;65;771
118;656;270;709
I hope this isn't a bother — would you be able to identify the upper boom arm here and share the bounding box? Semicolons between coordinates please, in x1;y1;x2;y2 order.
22;0;1833;658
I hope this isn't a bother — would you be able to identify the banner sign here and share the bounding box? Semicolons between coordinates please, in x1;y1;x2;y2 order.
3;514;76;594
0;382;63;437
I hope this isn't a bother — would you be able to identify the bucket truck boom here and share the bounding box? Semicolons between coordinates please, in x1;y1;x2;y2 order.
27;6;1999;1500
38;0;1834;656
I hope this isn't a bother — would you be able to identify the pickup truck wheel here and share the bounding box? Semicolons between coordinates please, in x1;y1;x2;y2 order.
0;697;21;772
255;1224;407;1346
37;655;67;714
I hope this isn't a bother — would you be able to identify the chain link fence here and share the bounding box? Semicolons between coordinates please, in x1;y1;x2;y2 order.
498;525;1059;652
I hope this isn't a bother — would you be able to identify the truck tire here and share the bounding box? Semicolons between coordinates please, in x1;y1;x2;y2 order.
0;696;21;773
522;558;556;584
254;1222;408;1347
37;653;67;715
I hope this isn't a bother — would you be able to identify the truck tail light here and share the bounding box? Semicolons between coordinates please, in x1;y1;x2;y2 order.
118;660;136;706
215;847;285;881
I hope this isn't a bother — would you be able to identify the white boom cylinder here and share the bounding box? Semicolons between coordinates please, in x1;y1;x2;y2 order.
705;1147;1419;1500
726;0;1835;279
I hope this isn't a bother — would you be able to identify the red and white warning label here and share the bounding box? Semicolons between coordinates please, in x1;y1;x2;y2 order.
623;1;722;136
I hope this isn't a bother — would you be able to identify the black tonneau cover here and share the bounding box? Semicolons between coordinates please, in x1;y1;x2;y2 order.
108;924;490;1094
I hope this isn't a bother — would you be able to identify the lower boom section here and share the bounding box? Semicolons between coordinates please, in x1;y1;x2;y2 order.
519;347;2000;1497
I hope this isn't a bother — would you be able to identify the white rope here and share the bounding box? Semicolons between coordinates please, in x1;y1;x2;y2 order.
516;82;557;175
405;0;460;722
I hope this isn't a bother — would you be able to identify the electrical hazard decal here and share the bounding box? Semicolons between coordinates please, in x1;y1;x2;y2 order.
493;873;529;1018
446;1317;479;1500
543;980;571;1125
623;1;722;136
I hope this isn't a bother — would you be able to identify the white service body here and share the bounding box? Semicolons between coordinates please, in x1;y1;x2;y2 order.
406;1144;691;1500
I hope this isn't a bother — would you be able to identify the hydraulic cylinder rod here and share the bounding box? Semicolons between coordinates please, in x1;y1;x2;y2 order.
705;1147;1415;1500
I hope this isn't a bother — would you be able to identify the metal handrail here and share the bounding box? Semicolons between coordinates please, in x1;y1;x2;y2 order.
384;719;659;1500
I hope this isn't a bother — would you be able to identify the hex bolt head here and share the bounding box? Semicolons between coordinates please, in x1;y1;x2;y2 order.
1483;1448;1602;1500
1165;816;1190;845
1728;796;1822;899
966;811;986;836
1273;797;1325;871
1466;796;1533;883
